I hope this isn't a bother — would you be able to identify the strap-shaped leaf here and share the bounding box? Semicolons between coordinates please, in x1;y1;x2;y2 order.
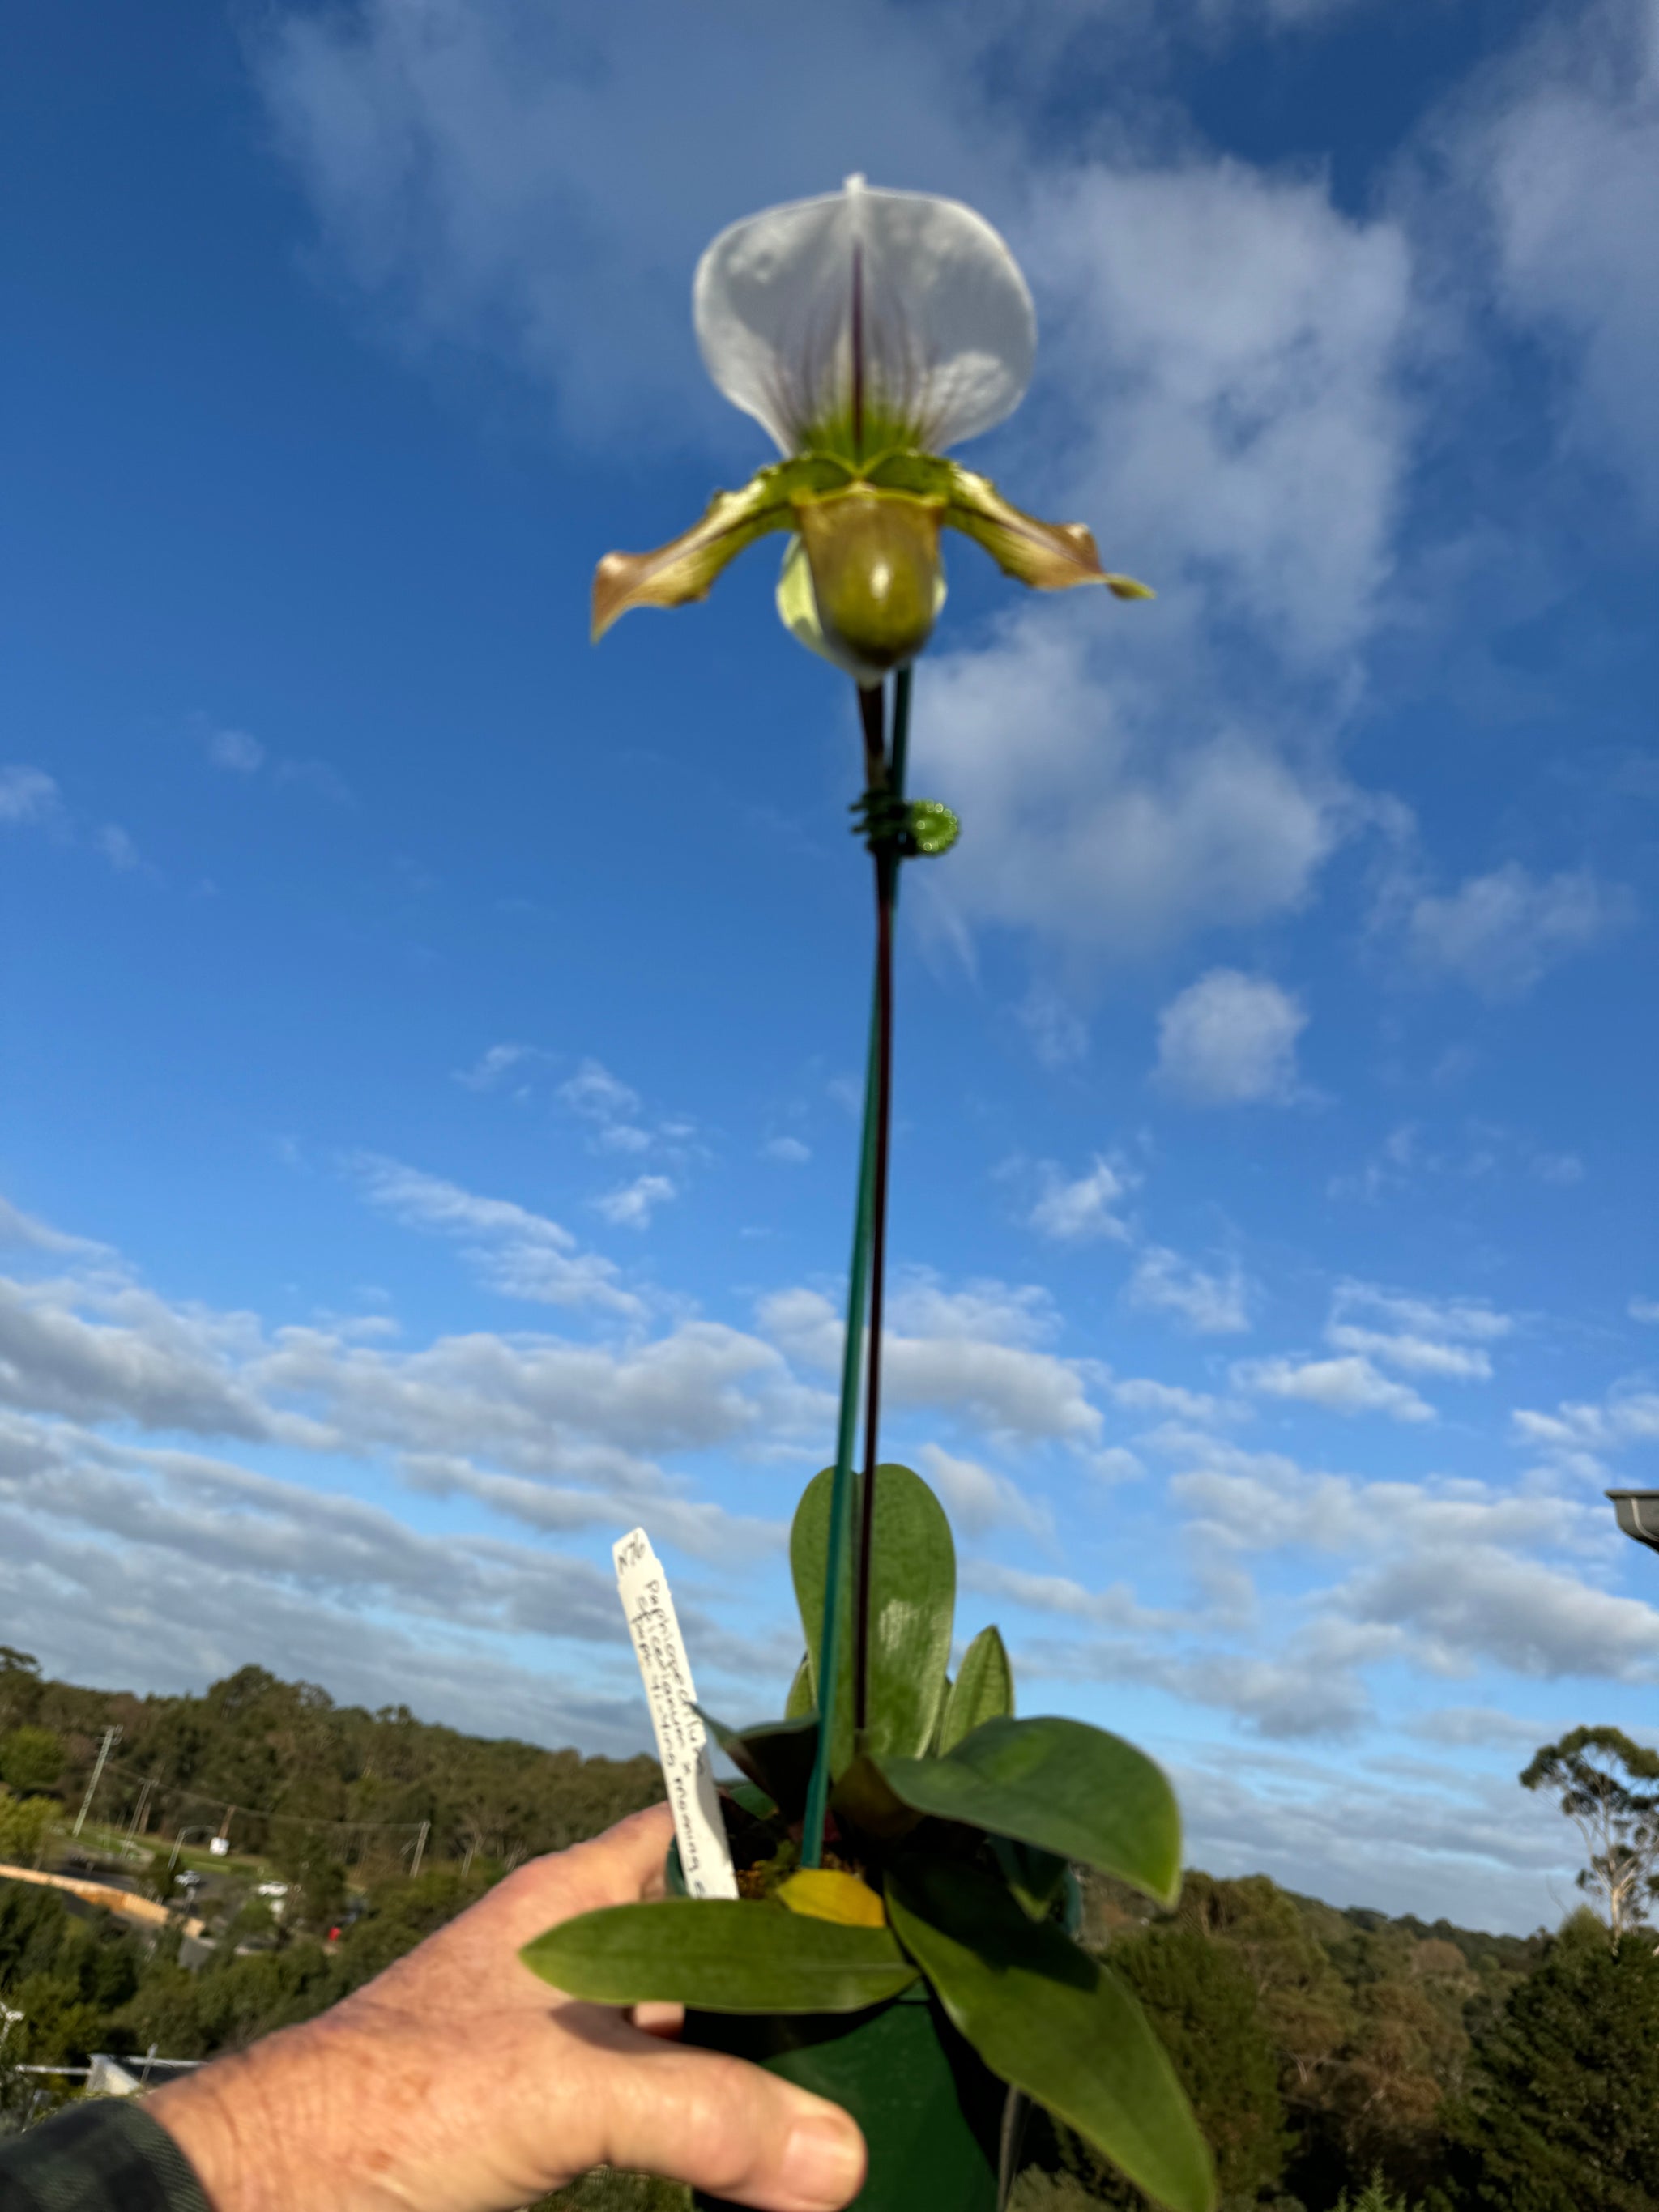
992;1835;1070;1924
791;1461;955;1775
521;1899;918;2014
886;1860;1215;2212
784;1654;815;1720
939;1626;1013;1752
697;1707;819;1822
876;1715;1181;1907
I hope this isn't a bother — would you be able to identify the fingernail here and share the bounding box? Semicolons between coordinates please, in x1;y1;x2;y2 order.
779;2110;866;2210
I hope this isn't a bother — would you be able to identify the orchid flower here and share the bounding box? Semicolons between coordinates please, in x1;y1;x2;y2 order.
592;177;1150;683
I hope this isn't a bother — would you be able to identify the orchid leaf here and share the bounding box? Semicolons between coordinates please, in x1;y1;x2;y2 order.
942;462;1153;600
992;1835;1069;1923
886;1859;1215;2212
875;1715;1182;1907
726;1779;778;1822
939;1626;1013;1753
831;1752;923;1845
521;1899;918;2014
791;1461;955;1775
784;1655;815;1720
696;1707;818;1822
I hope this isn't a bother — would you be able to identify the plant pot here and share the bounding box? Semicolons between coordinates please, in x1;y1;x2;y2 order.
682;1983;1009;2212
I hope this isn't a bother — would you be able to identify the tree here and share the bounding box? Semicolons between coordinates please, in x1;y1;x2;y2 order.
1520;1727;1659;1940
1447;1912;1659;2212
0;1649;41;1733
0;1726;63;1794
0;1792;58;1869
1036;1921;1289;2207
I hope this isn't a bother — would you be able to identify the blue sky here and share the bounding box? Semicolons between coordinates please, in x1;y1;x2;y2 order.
4;0;1659;1931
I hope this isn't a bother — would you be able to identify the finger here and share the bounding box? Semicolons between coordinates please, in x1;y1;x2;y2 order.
592;2030;867;2212
631;2001;684;2040
480;1804;677;1950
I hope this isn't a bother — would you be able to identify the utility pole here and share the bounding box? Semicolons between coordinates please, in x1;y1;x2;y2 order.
409;1820;429;1878
126;1775;157;1844
72;1727;121;1839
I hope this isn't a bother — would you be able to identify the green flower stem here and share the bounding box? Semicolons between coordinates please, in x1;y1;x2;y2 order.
853;670;911;1737
801;668;915;1865
802;905;881;1867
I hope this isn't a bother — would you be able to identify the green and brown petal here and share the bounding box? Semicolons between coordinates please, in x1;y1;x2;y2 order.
592;448;1149;664
590;456;847;641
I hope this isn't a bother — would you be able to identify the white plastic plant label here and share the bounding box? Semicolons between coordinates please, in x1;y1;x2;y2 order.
613;1528;739;1899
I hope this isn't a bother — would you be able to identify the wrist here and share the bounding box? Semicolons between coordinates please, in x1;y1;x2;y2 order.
147;2022;335;2212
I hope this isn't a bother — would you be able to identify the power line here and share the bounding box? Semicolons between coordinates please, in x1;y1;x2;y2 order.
83;1754;429;1843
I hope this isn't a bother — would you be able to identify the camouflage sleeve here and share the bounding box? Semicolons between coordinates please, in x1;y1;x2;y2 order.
0;2097;211;2212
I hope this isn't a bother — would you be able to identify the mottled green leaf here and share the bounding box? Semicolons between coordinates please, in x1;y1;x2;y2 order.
876;1715;1181;1907
940;1626;1014;1753
791;1461;955;1775
887;1859;1215;2212
521;1899;919;2014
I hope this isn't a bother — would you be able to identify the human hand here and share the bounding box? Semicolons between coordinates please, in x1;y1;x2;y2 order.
147;1804;867;2212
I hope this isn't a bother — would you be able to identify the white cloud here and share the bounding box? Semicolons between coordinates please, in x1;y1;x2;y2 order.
254;0;984;446
1325;1323;1491;1381
557;1058;671;1158
1175;1751;1571;1933
560;1059;642;1123
0;1277;288;1440
1324;1273;1510;1379
1346;1545;1659;1682
96;825;143;874
208;727;266;774
965;1558;1158;1628
885;1272;1059;1349
1154;969;1307;1105
1461;0;1659;512
1333;1279;1512;1341
1021;154;1411;669
592;1173;676;1230
915;626;1350;959
1233;1353;1434;1422
1028;1156;1133;1242
454;1042;538;1091
757;1282;1103;1449
1127;1246;1251;1335
1407;1706;1550;1750
1629;1297;1659;1326
350;1154;642;1313
0;1197;107;1258
0;765;61;825
916;1444;1051;1537
762;1136;812;1165
1399;863;1634;999
1512;1384;1659;1476
1112;1375;1233;1423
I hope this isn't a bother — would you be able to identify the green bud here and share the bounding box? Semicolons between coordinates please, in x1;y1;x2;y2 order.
795;488;945;675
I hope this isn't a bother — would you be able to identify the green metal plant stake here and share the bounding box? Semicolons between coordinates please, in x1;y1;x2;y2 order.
523;177;1215;2212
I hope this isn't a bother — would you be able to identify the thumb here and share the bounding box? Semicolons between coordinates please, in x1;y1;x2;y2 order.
593;2029;867;2212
